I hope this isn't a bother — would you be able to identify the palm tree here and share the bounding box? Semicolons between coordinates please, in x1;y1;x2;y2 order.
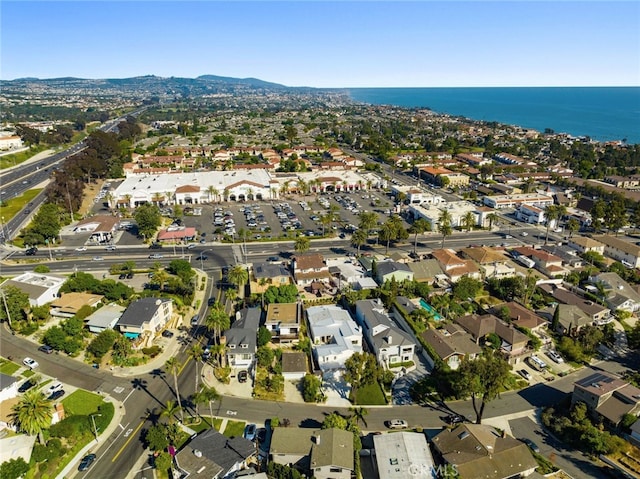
351;229;368;256
161;399;181;424
358;211;378;237
379;222;395;255
463;211;475;232
438;209;453;248
543;205;559;245
258;277;270;307
297;178;308;197
349;406;369;428
151;269;169;291
207;185;219;204
566;218;580;237
320;214;331;237
408;218;430;255
206;304;230;342
294;236;310;253
486;212;499;230
164;357;184;422
10;390;52;444
227;265;249;293
188;344;204;395
193;387;220;424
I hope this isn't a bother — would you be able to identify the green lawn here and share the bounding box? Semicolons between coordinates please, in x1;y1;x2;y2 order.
62;390;104;415
223;420;246;438
189;417;223;434
353;382;388;405
0;188;43;221
0;146;48;170
0;359;20;376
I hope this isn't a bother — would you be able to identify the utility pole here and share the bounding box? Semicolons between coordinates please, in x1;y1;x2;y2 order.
0;290;13;331
90;414;102;442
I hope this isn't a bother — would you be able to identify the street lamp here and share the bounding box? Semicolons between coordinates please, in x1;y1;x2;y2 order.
90;414;102;442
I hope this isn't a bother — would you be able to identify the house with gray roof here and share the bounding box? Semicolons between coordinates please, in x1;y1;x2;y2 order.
539;284;610;323
270;427;353;479
252;262;291;287
0;373;18;402
593;234;640;268
376;260;414;284
408;259;445;283
85;303;126;333
223;307;261;374
306;305;362;372
591;272;640;313
174;428;256;479
116;297;173;338
374;431;436;479
553;303;592;336
355;298;416;370
420;324;482;370
431;424;537;479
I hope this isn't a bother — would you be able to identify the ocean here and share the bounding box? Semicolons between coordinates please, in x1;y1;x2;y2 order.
347;87;640;145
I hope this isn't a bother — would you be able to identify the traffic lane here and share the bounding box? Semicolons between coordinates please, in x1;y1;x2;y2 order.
508;416;605;479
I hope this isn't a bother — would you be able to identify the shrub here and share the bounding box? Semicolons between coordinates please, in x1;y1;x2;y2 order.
49;415;90;438
142;345;162;357
32;438;65;463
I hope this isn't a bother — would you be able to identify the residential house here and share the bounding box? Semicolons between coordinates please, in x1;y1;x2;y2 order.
591;272;640;313
630;419;640;447
408;259;445;283
553;303;592;336
567;236;605;255
270;428;354;479
420;324;482;370
454;313;529;364
50;292;103;318
373;432;437;479
431;249;481;283
0;374;18;402
460;246;516;279
116;297;173;339
223;307;261;374
293;253;332;287
540;244;583;269
265;302;300;344
376;260;414;285
431;424;538;479
252;262;291;293
326;258;367;287
513;246;567;277
355;299;416;370
280;351;307;380
594;234;640;268
1;272;66;307
306;305;362;372
418;166;469;187
572;372;640;428
173;428;256;479
539;284;610;323
490;301;547;333
85;303;126;333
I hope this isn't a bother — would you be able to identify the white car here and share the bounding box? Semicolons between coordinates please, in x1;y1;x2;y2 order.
23;357;39;369
546;351;564;364
520;232;528;237
45;382;63;395
386;419;408;429
75;246;87;252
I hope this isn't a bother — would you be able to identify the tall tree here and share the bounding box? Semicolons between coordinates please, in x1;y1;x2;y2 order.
462;211;475;232
294;236;310;253
438;208;453;248
455;351;511;424
10;390;52;444
192;386;220;424
227;265;249;292
164;357;184;422
358;211;378;236
188;344;204;396
205;303;231;342
349;406;369;428
543;204;559;245
408;218;431;255
351;228;368;256
160;400;181;424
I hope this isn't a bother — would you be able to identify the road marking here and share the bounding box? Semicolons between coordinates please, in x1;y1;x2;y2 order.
118;423;125;431
112;419;146;462
226;410;237;416
113;386;125;394
122;388;136;404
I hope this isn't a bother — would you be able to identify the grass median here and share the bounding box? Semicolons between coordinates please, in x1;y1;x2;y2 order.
0;188;43;222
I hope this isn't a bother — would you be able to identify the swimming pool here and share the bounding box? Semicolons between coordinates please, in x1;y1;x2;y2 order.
419;299;443;321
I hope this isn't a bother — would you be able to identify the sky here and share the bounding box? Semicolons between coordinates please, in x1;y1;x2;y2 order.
1;1;639;88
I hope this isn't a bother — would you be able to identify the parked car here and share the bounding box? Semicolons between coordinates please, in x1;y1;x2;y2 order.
118;273;127;280
23;357;39;369
257;428;267;443
385;419;408;429
207;297;216;307
126;272;134;279
445;414;465;425
38;345;54;354
48;389;65;401
18;380;36;393
238;370;248;383
162;330;174;338
546;350;564;364
522;438;540;453
78;453;96;471
520;231;528;237
244;423;257;441
191;314;200;326
45;383;63;395
187;244;196;249
518;369;532;381
267;256;280;263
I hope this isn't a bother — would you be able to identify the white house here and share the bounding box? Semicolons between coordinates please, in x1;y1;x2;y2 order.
1;272;66;307
306;305;362;372
516;204;546;224
85;303;126;333
0;374;19;402
116;297;173;339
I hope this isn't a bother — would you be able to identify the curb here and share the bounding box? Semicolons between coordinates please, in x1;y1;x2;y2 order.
55;394;126;479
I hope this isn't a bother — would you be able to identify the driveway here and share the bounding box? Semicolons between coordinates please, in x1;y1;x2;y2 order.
391;351;431;405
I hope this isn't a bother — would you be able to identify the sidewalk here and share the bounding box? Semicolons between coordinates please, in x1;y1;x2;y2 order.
55;392;126;479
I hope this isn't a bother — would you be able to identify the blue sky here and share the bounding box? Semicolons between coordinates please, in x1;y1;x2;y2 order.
2;1;639;87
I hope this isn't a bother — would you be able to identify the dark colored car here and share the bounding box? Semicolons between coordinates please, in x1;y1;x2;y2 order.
207;297;216;307
149;242;163;249
196;254;208;261
118;273;127;280
25;247;38;256
126;272;134;279
162;330;174;338
238;370;248;383
522;438;540;453
257;428;267;443
18;380;36;393
48;389;65;401
78;453;96;471
38;345;54;354
445;414;465;425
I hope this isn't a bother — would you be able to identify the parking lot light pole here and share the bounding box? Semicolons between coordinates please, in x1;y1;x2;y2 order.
90;414;102;442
